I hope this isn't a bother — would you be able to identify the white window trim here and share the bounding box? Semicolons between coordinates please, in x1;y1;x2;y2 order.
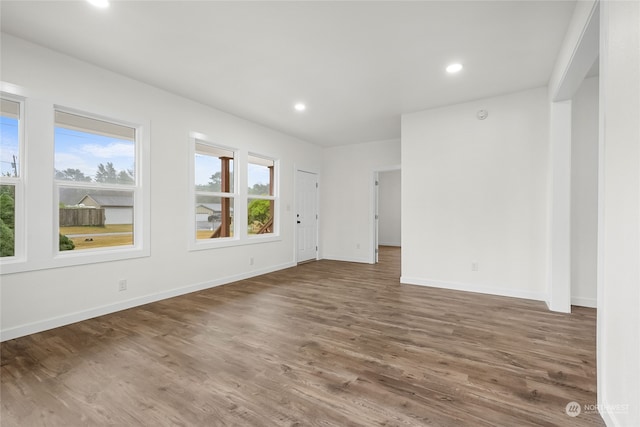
188;133;281;251
0;92;25;266
1;95;150;275
189;132;241;251
51;106;150;267
247;154;280;240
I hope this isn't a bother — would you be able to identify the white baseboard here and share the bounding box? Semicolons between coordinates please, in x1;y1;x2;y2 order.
598;396;625;427
0;261;295;342
400;276;547;302
599;410;617;427
321;254;372;264
571;296;597;308
379;241;401;247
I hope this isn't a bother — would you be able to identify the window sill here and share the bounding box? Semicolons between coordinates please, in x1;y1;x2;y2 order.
0;246;150;275
189;234;281;251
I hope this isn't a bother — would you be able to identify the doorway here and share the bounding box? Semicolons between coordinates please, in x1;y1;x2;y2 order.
373;168;401;263
296;170;318;263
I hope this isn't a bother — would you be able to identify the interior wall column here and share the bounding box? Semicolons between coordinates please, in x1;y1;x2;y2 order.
547;100;572;313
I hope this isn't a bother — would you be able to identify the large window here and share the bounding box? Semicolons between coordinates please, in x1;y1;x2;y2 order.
194;142;236;241
247;154;276;236
54;109;138;252
0;96;23;259
189;134;279;249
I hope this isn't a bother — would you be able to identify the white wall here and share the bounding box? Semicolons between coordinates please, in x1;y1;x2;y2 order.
401;87;549;301
0;35;322;340
321;139;400;263
570;76;598;308
378;169;401;246
598;1;640;425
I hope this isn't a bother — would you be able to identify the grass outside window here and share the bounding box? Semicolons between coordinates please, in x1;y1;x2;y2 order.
59;224;133;250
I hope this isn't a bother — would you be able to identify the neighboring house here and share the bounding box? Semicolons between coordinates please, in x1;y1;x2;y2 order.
78;194;134;225
195;203;222;230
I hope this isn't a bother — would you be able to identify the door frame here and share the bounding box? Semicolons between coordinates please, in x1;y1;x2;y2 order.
295;168;320;264
370;165;401;264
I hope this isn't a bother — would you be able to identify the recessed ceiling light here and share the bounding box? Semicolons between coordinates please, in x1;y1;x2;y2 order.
294;103;306;112
87;0;110;8
446;63;463;73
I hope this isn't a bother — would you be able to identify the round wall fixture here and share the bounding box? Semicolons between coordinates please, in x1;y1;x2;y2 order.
477;109;488;120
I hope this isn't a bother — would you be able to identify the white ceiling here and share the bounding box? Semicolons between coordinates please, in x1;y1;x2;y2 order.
0;1;576;146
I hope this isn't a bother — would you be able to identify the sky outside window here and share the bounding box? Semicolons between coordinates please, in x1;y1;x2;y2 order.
248;162;272;195
1;117;19;177
195;153;221;187
54;127;135;182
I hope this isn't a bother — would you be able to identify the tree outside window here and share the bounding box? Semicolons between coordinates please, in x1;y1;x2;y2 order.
0;97;21;258
247;155;276;235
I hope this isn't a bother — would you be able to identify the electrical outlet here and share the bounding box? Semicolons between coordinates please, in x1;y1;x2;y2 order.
471;262;479;272
118;279;127;291
249;257;254;266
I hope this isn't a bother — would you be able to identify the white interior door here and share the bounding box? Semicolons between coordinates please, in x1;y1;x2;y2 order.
296;170;318;263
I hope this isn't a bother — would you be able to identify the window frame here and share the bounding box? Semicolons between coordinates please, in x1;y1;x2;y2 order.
190;135;239;249
52;105;150;264
247;153;279;240
188;133;281;251
189;134;240;249
0;93;25;265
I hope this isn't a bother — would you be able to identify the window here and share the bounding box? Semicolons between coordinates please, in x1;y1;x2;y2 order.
189;133;279;249
247;154;276;236
54;109;138;252
0;96;23;260
194;142;236;241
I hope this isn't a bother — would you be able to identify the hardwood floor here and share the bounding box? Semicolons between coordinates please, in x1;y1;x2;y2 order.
1;247;603;426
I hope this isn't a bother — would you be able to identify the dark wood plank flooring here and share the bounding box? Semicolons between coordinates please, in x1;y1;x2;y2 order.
1;247;603;426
